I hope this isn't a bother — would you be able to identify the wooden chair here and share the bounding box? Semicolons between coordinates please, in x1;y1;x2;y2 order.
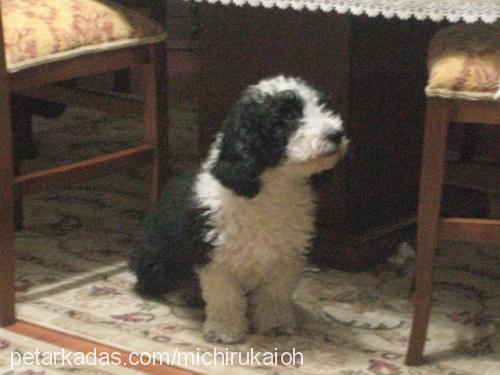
406;23;500;366
0;0;168;327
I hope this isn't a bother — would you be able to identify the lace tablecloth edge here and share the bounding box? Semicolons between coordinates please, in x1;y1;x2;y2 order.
192;0;499;24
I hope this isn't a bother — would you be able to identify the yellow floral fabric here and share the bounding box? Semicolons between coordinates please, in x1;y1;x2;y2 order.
1;0;165;72
426;22;500;100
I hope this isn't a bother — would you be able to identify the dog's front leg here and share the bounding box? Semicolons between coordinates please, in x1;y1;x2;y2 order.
250;263;301;335
198;264;248;343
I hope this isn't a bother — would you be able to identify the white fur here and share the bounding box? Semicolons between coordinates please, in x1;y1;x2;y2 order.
195;167;315;342
193;76;347;343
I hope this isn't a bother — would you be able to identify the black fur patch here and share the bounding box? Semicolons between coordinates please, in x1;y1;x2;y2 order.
211;89;304;198
129;172;213;297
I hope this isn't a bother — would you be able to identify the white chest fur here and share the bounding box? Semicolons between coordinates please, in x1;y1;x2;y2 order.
194;170;316;291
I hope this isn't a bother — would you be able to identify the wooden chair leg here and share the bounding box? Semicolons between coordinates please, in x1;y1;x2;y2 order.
0;178;16;326
406;99;453;366
0;89;16;327
143;42;169;206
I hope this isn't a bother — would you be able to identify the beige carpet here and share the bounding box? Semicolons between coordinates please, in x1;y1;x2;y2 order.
14;106;499;375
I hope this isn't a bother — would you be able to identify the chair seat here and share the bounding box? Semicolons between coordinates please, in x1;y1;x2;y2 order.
426;22;500;101
2;0;166;73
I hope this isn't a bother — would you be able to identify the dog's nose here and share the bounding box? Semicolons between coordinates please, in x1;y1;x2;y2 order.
326;130;344;145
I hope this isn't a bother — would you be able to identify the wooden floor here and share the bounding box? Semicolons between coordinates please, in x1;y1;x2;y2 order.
7;321;196;375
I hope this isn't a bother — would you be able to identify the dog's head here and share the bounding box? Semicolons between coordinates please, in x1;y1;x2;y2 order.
209;76;348;198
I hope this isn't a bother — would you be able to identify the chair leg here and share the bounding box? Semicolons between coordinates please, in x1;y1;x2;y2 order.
143;42;169;206
0;182;16;326
406;99;453;366
0;92;16;328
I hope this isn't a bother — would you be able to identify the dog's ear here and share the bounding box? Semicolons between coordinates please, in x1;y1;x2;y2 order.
211;158;261;198
276;89;303;119
210;89;269;198
210;88;303;198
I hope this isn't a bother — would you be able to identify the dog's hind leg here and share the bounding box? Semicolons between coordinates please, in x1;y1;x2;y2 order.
198;264;248;344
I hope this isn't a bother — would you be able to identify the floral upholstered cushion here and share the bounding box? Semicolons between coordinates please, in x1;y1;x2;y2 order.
426;22;500;101
1;0;166;72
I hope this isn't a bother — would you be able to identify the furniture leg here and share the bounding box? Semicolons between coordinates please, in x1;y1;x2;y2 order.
0;80;16;328
406;99;453;365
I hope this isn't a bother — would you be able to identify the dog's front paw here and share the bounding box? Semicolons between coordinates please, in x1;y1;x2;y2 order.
203;321;247;344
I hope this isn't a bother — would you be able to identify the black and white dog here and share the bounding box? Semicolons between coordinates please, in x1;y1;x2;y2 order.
129;76;348;343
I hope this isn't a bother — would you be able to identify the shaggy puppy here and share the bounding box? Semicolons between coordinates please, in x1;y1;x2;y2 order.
129;76;348;344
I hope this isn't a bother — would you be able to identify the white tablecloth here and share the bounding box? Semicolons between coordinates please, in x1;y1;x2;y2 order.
195;0;500;23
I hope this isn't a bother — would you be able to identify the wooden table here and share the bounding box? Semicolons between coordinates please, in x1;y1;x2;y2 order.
192;1;498;268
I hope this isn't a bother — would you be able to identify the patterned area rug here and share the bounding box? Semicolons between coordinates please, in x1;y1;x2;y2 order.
0;329;142;374
14;107;499;375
